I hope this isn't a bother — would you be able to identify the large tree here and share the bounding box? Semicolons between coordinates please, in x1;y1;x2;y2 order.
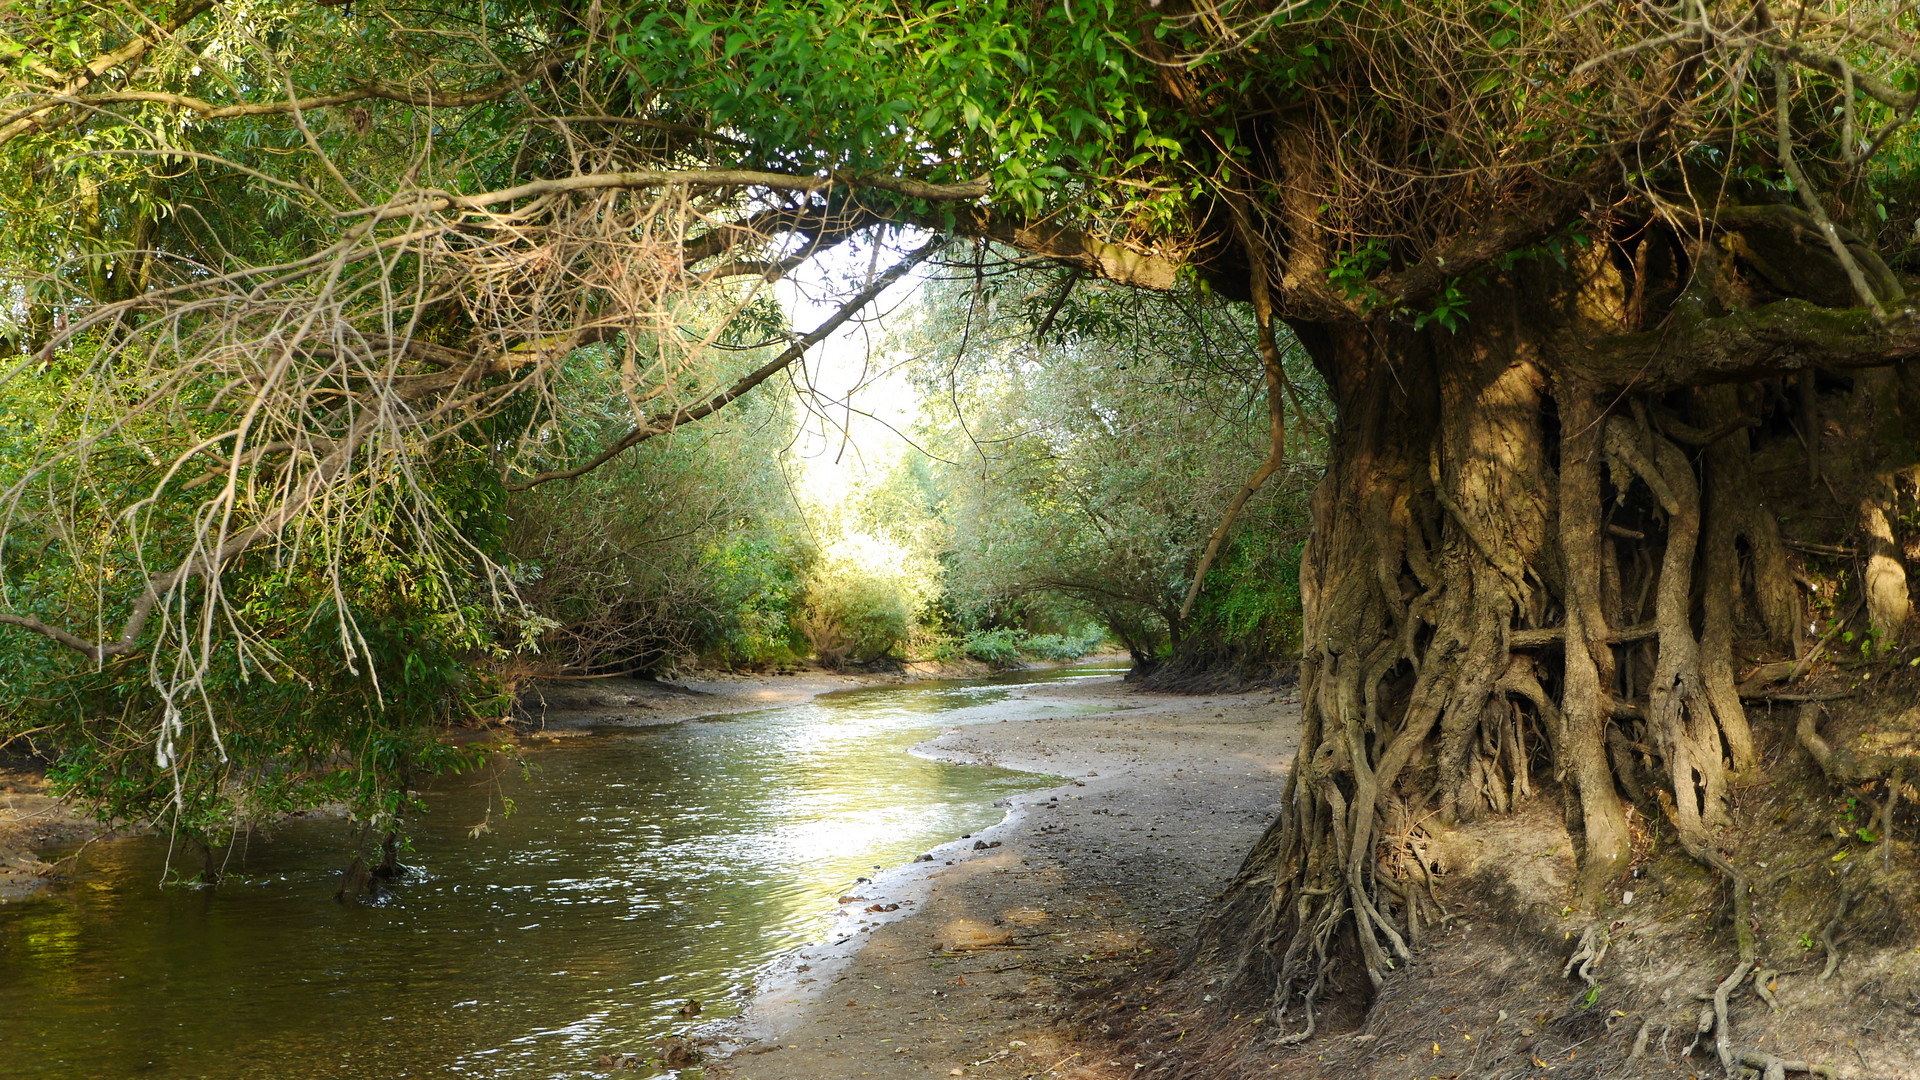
8;0;1920;1058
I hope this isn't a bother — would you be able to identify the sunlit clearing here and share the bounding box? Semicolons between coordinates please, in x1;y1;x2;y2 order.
774;232;933;509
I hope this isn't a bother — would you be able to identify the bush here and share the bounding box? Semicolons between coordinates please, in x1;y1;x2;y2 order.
700;534;813;668
801;567;913;667
955;624;1106;666
798;532;937;668
961;627;1023;665
1021;625;1108;660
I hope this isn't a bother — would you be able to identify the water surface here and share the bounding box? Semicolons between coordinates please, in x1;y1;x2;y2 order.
0;666;1120;1079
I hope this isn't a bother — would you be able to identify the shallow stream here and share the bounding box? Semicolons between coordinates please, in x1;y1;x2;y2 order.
0;665;1119;1079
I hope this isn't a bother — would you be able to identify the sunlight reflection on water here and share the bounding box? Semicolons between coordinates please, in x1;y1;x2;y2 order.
0;665;1122;1079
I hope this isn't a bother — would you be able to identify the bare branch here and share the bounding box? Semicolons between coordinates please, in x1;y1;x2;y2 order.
365;171;987;224
0;0;217;146
506;233;948;491
27;50;570;123
953;213;1185;291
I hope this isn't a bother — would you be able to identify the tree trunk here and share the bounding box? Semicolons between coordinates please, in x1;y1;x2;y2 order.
1193;248;1828;1039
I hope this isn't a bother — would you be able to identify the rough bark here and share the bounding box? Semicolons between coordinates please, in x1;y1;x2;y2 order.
1191;220;1900;1045
1558;387;1634;898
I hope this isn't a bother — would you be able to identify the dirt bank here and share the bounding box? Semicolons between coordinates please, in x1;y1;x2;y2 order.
0;761;108;905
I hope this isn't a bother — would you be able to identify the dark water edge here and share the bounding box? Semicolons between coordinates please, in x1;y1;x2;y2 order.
0;666;1121;1079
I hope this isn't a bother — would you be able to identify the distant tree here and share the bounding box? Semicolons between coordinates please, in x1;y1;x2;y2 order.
896;260;1324;669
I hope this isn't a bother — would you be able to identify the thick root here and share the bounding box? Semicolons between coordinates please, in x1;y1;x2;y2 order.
1201;305;1872;1063
1562;924;1608;988
1739;1051;1839;1080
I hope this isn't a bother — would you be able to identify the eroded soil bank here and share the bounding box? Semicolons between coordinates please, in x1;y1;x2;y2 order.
713;678;1920;1080
0;763;100;903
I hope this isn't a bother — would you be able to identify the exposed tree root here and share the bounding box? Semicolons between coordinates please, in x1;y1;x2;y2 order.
1563;924;1609;988
1817;890;1850;983
1738;1050;1839;1080
1799;703;1909;787
1626;1019;1652;1071
1189;225;1917;1076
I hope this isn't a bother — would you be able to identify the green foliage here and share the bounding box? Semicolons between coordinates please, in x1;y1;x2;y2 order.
502;325;816;677
700;533;814;668
607;0;1188;217
961;627;1023;666
0;342;514;847
1020;627;1108;661
801;558;914;667
892;256;1327;668
1184;532;1308;659
965;625;1107;665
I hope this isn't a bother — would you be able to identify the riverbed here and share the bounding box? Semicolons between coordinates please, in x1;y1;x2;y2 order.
0;666;1125;1080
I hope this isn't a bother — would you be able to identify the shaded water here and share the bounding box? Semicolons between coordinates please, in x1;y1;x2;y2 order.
0;666;1119;1079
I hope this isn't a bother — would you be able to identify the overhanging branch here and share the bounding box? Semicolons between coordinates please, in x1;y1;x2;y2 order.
0;0;218;147
1590;298;1920;392
504;233;948;491
18;49;571;124
0;412;376;662
365;170;988;223
950;212;1186;291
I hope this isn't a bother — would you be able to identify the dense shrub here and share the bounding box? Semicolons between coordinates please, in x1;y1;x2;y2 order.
961;627;1024;664
797;534;933;667
953;625;1106;667
1020;626;1108;661
699;534;814;668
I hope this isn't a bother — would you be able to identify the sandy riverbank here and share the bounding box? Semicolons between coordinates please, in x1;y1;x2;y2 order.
708;672;1920;1080
710;673;1300;1080
0;763;105;903
513;658;1111;732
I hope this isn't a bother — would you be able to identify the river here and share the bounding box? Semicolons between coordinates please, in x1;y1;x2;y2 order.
0;665;1122;1079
